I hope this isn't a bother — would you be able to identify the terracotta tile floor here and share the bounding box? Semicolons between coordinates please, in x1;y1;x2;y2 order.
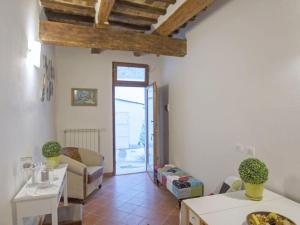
83;173;180;225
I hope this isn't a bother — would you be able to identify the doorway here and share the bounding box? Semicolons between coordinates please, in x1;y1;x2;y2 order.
114;86;146;175
113;62;150;175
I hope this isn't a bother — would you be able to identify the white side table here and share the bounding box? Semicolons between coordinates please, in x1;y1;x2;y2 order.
14;164;68;225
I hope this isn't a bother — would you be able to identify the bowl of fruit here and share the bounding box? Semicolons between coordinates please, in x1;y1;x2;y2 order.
247;212;296;225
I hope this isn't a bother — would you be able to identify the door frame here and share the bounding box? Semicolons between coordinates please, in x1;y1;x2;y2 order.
145;82;159;181
112;62;149;176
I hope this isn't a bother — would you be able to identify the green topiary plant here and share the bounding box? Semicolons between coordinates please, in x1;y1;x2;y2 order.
239;158;268;184
42;141;62;158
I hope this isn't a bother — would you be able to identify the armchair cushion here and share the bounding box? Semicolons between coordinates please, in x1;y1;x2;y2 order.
63;147;82;163
87;166;104;184
78;148;104;166
59;155;86;176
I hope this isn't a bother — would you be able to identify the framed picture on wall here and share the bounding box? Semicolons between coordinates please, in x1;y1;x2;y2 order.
71;88;97;106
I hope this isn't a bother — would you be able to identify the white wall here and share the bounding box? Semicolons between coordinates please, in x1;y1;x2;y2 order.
161;0;300;201
0;1;56;225
55;48;161;173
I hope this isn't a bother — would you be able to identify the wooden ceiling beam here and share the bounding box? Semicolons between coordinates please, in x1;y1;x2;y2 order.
39;21;187;57
154;0;213;36
45;0;96;8
108;21;151;31
40;0;96;17
109;13;155;27
120;0;167;10
146;0;176;4
116;0;166;15
110;12;157;24
97;0;115;24
112;4;159;20
103;24;146;32
45;9;94;26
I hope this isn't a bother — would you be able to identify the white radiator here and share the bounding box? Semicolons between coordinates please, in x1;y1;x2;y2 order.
64;129;100;154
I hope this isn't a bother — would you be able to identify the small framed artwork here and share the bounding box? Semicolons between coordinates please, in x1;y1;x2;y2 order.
71;88;97;106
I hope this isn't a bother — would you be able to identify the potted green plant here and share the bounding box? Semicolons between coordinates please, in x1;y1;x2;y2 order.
239;158;269;201
42;141;62;169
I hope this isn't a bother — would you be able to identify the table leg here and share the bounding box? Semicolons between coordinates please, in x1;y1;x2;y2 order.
64;173;68;206
180;202;189;225
52;208;58;225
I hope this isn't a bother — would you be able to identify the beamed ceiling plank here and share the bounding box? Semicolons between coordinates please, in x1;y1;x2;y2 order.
110;12;157;23
98;0;115;24
39;21;186;57
146;0;176;4
112;4;159;20
116;0;166;15
45;0;96;8
109;13;155;27
120;0;167;10
155;0;213;36
40;0;95;16
45;9;94;26
108;20;151;31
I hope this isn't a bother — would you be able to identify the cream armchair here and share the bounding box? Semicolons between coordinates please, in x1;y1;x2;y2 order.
60;147;104;202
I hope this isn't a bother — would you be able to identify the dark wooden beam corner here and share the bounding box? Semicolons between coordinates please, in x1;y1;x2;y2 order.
91;48;103;54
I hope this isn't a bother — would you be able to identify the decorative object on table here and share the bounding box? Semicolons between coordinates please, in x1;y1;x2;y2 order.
239;158;268;201
71;88;97;106
20;157;33;172
39;166;51;188
41;55;55;102
247;211;296;225
219;176;242;194
42;141;62;169
20;157;34;182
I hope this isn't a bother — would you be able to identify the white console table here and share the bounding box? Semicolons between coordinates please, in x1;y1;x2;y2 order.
180;189;300;225
14;164;68;225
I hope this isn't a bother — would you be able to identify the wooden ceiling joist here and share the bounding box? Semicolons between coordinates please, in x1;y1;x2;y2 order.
146;0;176;4
116;0;166;15
97;0;115;24
40;0;96;17
154;0;213;36
39;21;187;57
109;13;155;27
45;9;94;26
110;12;157;24
45;0;96;8
119;0;168;10
112;4;159;20
108;20;151;31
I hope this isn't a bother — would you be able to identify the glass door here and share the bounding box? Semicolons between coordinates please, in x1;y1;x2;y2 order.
146;82;158;181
